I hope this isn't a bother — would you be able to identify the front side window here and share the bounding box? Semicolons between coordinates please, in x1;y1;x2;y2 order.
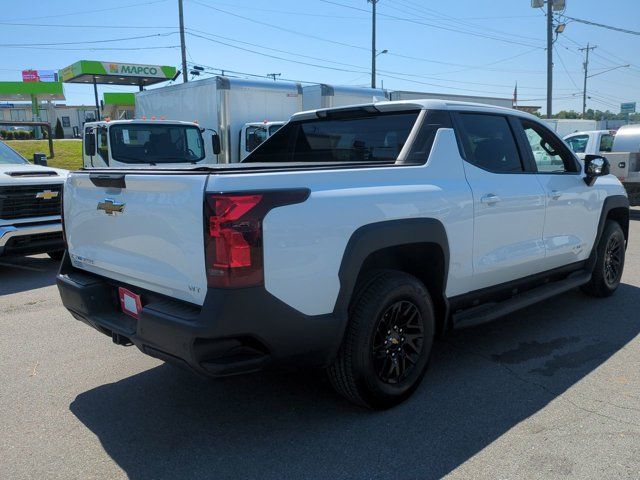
520;119;578;173
0;141;27;165
457;113;523;173
109;124;205;164
565;134;589;153
245;126;268;152
599;134;614;152
244;110;420;163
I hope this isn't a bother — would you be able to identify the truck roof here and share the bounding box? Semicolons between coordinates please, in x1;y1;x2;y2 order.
84;119;200;127
291;98;540;122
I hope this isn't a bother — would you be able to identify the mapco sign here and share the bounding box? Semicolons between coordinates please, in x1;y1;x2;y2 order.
59;60;176;86
104;63;165;78
621;102;636;114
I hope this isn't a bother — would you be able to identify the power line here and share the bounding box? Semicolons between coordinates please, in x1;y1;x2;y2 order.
319;0;544;49
5;0;169;22
186;30;564;93
0;21;175;29
188;1;547;75
561;15;640;36
386;0;543;43
0;32;177;47
187;0;369;51
10;45;180;51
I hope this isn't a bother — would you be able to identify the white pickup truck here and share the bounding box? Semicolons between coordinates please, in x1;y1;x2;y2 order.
57;100;629;408
0;141;67;259
564;127;640;205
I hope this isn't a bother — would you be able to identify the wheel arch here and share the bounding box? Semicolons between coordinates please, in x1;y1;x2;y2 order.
587;194;629;271
334;219;450;338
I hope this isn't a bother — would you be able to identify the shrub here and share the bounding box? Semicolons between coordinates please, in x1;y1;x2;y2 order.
5;131;14;140
54;118;64;139
28;130;34;139
0;129;6;139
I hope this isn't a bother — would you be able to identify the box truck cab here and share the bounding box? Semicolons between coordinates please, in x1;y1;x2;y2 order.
82;119;220;169
239;121;285;161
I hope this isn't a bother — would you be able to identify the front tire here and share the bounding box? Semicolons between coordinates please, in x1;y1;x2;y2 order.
327;271;435;409
582;220;625;297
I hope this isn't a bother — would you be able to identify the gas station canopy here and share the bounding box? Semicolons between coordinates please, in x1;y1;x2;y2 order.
59;60;177;87
0;82;65;101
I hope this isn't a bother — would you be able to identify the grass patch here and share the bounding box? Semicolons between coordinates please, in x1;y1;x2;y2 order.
4;140;82;170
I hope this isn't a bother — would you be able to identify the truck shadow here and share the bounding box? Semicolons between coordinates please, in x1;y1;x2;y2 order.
70;285;640;480
0;255;59;296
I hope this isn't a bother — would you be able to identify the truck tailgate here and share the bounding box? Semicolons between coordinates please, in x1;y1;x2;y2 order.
64;173;208;305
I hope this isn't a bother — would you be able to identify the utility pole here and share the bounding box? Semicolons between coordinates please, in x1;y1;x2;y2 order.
546;0;553;118
178;0;188;83
369;0;378;89
266;73;281;81
579;43;597;116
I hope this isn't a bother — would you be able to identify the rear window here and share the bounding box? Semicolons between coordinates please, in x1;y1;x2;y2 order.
244;111;420;163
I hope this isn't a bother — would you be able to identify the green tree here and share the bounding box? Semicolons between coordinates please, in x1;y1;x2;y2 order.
54;118;64;139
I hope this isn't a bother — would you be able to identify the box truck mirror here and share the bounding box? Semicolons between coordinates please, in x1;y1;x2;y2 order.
212;132;221;155
84;132;96;157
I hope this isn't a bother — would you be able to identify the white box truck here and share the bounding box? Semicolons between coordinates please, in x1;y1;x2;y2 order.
542;119;598;138
135;76;303;163
302;84;388;110
389;90;513;108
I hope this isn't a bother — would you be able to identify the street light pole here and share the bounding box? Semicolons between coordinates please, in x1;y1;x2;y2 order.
178;0;188;83
579;43;597;116
369;0;378;89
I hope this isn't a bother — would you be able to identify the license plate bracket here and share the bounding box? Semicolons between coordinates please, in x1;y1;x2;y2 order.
118;287;142;319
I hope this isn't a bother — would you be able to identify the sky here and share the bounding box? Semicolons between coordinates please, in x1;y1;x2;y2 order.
0;0;639;115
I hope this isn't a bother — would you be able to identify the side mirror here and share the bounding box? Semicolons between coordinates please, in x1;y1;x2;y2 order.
211;132;221;155
584;154;610;186
84;132;96;156
33;152;47;166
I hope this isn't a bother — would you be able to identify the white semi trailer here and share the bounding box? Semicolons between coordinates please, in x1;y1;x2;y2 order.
135;76;302;163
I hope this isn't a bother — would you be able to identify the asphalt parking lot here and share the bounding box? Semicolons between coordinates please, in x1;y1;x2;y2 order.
1;214;639;480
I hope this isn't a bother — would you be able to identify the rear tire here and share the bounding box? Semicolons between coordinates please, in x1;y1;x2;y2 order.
47;251;64;261
327;271;435;409
582;220;625;297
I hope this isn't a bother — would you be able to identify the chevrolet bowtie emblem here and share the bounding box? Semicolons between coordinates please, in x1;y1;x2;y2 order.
97;199;125;215
35;190;59;200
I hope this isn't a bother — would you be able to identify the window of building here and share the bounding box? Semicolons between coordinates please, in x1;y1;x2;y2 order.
61;116;70;128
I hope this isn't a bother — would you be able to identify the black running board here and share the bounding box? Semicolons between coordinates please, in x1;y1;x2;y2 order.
452;271;591;329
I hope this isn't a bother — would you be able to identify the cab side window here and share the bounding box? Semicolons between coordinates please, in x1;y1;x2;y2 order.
565;134;589;153
520;119;579;173
457;113;523;173
599;133;614;152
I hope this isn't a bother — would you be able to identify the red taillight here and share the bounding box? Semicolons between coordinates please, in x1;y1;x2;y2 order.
204;189;309;288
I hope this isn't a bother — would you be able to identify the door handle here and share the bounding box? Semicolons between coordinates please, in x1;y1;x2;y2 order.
549;190;562;200
480;194;501;205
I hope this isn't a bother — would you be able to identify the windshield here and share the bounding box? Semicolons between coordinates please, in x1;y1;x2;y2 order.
109;124;205;164
244;111;420;163
0;141;28;165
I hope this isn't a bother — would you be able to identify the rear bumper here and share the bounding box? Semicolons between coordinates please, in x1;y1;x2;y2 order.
56;254;344;377
0;222;63;256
